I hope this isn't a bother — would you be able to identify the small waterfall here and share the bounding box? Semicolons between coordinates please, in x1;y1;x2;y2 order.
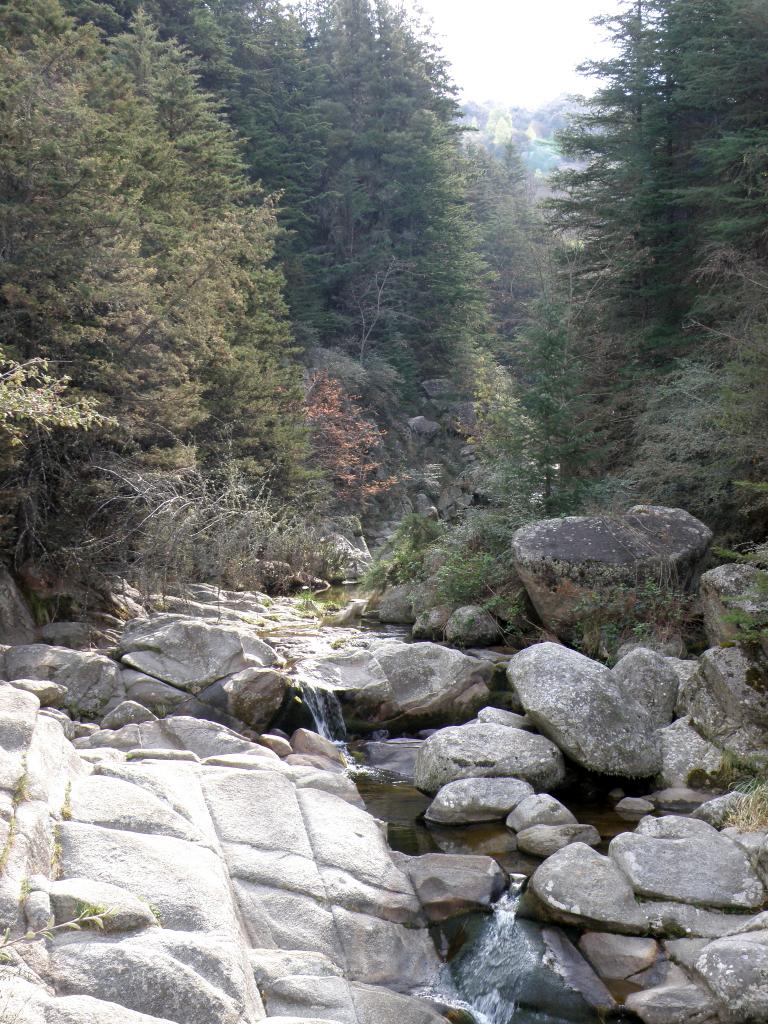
447;886;532;1024
301;683;347;742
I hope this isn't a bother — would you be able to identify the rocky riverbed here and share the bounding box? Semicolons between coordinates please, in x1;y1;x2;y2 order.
0;510;767;1024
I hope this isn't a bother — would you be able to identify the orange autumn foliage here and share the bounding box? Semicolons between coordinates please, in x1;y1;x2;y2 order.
305;371;396;507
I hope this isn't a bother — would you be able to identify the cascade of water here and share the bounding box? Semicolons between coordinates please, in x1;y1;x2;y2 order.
301;683;347;742
447;886;534;1024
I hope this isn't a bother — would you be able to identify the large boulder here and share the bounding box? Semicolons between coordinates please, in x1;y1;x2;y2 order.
693;930;768;1023
700;563;768;653
4;644;123;718
444;606;502;648
329;640;494;729
516;824;601;858
321;533;372;583
220;668;288;732
414;720;565;794
657;716;726;788
411;606;452;642
609;816;765;911
507;643;674;777
119;616;276;692
510;506;711;638
395;852;506;921
681;646;768;765
424;777;533;825
525;843;648;934
375;586;416;625
0;565;36;645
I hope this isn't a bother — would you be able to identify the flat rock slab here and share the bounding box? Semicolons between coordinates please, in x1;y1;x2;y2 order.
609;815;765;910
579;932;659;982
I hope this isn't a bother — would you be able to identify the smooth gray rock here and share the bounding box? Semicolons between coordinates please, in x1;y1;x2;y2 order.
477;707;531;728
528;843;647;933
541;927;617;1015
616;796;655;820
121;669;189;715
610;815;765;910
101;701;157;730
516;823;601;858
693;931;768;1023
506;793;577;832
625;982;718;1024
424;777;533;825
508;643;668;777
47;877;158;932
579;932;659;981
395;851;506;920
657;716;725;788
650;787;714;813
291;728;344;764
444;605;501;648
611;647;680;725
119;615;276;691
4;645;123;717
510;506;712;638
8;676;67;707
411;605;452;642
414;720;565;794
642;901;756;939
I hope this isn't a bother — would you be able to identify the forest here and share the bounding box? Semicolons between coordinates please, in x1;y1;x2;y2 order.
2;0;768;596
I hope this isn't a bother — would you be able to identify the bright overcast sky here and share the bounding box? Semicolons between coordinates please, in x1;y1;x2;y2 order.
405;0;622;107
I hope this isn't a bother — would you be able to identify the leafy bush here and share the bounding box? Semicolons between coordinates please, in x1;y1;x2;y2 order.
363;514;444;589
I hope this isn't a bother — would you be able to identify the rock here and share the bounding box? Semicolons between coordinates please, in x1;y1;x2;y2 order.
46;877;158;932
539;927;618;1016
41;707;75;739
337;640;494;729
510;506;712;638
363;739;423;779
527;843;648;934
650;787;716;813
508;642;669;777
101;701;157;730
579;932;659;981
664;937;711;971
506;793;577;832
291;728;344;765
642;901;756;939
8;677;67;707
625;983;718;1024
477;707;531;728
0;564;36;645
411;606;452;642
121;669;189;715
657;716;726;788
376;586;416;625
616;796;656;820
4;645;123;717
680;646;768;764
407;416;440;439
321;533;372;582
258;734;292;758
221;667;288;731
119;615;276;692
693;931;768;1023
444;606;502;648
692;792;745;829
616;637;687;659
611;647;680;724
395;852;506;921
700;563;768;652
516;824;601;858
39;621;94;650
424;777;534;825
414;721;565;794
82;716;259;759
609;815;765;910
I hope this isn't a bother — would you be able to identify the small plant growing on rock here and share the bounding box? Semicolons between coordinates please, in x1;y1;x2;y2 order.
0;903;111;962
725;778;768;832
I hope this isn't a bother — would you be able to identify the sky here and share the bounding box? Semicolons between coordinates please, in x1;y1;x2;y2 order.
404;0;621;108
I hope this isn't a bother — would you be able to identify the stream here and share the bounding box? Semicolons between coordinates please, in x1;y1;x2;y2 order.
277;589;633;1024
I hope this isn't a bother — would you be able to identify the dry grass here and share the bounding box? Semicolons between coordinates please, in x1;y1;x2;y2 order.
725;779;768;832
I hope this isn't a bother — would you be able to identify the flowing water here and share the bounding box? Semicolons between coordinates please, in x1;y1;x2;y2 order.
301;681;347;741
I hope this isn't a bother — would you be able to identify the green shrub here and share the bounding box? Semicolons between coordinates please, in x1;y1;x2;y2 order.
363;514;444;589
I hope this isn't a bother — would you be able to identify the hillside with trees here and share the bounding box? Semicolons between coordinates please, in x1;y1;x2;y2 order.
1;0;767;600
